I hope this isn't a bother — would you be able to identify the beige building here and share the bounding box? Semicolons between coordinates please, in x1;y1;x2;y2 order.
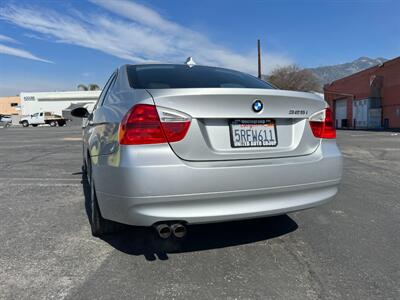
0;96;21;115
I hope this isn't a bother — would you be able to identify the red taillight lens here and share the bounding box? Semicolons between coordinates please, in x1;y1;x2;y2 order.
162;122;191;142
119;104;166;145
119;104;191;145
309;108;336;139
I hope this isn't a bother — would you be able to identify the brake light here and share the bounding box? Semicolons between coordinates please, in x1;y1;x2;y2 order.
119;104;191;145
309;108;336;139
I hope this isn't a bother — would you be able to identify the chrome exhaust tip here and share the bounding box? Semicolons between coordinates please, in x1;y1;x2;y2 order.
154;224;171;239
171;223;187;238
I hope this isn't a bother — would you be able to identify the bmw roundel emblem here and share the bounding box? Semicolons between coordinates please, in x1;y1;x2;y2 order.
252;100;263;113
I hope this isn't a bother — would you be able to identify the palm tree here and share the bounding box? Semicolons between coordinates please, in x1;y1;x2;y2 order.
77;84;100;91
88;84;100;91
77;84;88;91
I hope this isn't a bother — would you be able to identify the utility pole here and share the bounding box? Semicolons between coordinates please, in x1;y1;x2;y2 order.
257;39;262;79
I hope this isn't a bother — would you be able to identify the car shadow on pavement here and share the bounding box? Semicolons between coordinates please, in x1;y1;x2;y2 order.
81;172;298;261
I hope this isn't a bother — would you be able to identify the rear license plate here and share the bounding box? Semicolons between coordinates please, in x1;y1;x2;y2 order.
229;119;278;148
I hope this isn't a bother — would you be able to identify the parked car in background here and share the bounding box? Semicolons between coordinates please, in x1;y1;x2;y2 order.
71;62;342;238
0;115;12;127
19;112;68;127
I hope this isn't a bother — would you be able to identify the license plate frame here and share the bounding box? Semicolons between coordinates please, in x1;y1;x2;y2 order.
229;119;278;148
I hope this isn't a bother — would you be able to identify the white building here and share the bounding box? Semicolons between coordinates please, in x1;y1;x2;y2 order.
19;90;101;116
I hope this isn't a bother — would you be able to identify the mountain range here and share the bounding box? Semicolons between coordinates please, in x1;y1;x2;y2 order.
307;56;387;87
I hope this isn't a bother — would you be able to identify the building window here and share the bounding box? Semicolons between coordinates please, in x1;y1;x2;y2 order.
10;103;18;107
396;108;400;117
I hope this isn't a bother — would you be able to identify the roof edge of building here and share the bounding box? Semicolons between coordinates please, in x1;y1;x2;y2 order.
20;90;101;96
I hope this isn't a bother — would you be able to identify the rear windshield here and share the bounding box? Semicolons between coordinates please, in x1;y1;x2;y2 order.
127;64;274;89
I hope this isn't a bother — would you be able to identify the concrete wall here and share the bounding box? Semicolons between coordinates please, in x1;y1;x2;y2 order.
0;96;21;115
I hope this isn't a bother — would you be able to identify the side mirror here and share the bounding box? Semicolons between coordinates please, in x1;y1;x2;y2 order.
71;107;89;118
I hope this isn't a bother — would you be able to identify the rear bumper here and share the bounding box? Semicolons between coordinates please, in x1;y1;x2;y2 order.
93;140;342;226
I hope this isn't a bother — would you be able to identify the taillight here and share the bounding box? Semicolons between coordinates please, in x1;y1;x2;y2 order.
309;107;336;139
157;107;191;142
119;104;191;145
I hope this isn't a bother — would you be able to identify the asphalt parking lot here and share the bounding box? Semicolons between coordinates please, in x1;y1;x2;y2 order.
0;126;399;299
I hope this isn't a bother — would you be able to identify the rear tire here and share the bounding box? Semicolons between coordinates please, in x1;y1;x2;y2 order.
49;121;57;127
82;148;88;175
32;124;38;127
21;121;29;127
82;158;87;175
88;159;119;237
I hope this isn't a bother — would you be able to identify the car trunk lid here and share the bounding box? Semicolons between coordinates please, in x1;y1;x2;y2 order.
148;88;326;161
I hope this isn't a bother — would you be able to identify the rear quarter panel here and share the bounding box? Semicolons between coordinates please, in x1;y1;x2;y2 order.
87;89;154;161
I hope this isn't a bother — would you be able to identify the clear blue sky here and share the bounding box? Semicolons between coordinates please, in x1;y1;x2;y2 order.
0;0;399;96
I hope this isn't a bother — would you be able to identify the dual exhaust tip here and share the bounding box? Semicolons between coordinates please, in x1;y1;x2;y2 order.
154;223;187;239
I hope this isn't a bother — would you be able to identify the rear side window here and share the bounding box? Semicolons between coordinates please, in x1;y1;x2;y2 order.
101;73;118;106
127;65;274;89
95;72;116;109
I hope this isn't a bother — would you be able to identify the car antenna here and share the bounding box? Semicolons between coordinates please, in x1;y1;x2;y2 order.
185;57;196;68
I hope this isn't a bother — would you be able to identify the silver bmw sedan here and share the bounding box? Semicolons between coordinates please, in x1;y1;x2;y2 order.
72;62;342;238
